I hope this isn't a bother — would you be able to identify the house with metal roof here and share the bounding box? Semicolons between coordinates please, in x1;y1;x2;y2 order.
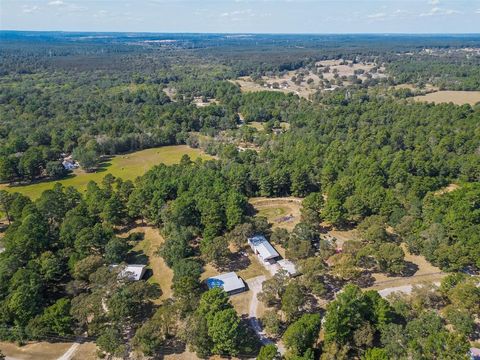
206;272;246;295
248;235;280;263
111;264;147;281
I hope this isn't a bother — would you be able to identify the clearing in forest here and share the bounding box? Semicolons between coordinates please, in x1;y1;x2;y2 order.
249;197;302;231
233;60;385;98
368;243;445;290
0;145;212;199
0;341;98;360
126;225;174;302
413;90;480;106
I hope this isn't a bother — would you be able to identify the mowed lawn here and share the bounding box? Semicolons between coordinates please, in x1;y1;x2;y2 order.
0;145;212;199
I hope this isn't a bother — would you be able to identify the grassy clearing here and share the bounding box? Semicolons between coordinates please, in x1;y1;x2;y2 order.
71;342;97;360
368;243;445;290
233;61;385;99
244;121;290;132
0;145;212;199
126;226;173;303
0;341;73;360
249;197;302;231
327;228;360;247
229;291;252;316
414;90;480;106
434;183;460;196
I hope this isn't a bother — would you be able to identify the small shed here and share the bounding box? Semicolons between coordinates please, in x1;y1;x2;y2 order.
248;235;279;263
207;272;246;295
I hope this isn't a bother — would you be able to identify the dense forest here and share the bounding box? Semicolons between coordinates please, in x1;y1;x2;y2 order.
0;32;479;359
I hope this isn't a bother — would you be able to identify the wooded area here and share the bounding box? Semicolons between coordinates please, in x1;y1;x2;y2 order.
0;32;479;360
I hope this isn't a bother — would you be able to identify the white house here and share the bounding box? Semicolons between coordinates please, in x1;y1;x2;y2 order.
62;155;79;170
112;264;146;281
206;272;246;295
248;235;279;263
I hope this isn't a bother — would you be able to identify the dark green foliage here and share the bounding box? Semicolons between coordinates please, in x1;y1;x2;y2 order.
402;183;480;270
187;288;252;357
258;344;280;360
282;313;321;357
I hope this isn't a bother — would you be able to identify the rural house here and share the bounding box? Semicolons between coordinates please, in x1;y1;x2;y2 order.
111;264;147;281
248;235;280;263
206;272;246;295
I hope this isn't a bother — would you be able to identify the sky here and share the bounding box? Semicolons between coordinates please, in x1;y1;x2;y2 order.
1;0;479;34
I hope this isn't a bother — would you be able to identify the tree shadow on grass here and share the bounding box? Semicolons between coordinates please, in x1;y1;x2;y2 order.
401;261;419;277
127;249;148;265
92;160;112;173
222;251;252;272
150;339;188;359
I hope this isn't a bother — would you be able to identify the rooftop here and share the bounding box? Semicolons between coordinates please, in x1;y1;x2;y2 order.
248;235;280;261
112;264;146;281
207;272;245;293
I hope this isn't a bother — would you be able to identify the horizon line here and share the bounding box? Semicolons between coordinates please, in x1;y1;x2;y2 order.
2;29;480;36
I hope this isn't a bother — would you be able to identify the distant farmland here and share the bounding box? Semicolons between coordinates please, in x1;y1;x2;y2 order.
413;90;480;106
0;145;212;199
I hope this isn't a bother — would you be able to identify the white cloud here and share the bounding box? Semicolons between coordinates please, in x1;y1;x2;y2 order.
48;0;64;5
419;7;461;16
22;5;39;13
367;12;387;19
476;8;480;14
221;9;254;17
94;9;109;18
428;0;440;5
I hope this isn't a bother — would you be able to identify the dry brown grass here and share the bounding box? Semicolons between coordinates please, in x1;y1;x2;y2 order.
229;291;252;316
249;197;303;231
368;243;445;290
434;183;460;195
0;342;72;360
237;253;271;280
71;342;97;360
327;228;360;247
315;60;384;81
165;349;201;360
414;91;480;106
127;225;173;302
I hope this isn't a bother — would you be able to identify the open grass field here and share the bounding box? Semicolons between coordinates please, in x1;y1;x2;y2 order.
413;90;480;106
249;197;303;231
0;145;212;199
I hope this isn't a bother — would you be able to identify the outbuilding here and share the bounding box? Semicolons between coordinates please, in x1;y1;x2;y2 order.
248;235;279;263
206;272;246;295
